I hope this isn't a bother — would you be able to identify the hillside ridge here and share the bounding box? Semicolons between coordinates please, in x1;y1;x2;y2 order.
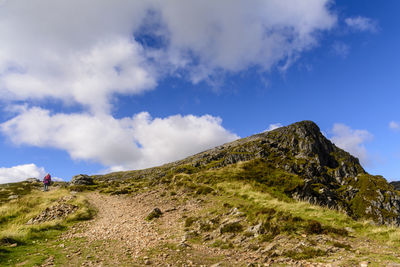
2;120;400;266
95;120;400;226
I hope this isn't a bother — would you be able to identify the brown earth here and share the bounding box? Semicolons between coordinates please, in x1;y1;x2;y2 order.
53;190;400;267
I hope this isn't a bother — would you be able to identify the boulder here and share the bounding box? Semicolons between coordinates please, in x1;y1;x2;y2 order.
146;208;162;220
70;174;94;185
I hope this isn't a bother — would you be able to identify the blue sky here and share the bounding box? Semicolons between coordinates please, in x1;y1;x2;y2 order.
0;0;399;183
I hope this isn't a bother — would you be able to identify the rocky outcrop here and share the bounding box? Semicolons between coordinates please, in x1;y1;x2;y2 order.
187;121;400;225
70;174;94;185
184;121;363;180
181;121;400;225
390;181;400;191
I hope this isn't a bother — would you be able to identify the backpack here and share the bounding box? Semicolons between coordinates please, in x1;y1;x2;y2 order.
44;174;51;184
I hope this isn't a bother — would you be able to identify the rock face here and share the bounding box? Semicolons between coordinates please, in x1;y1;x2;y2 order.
70;174;94;185
390;181;400;191
185;121;363;181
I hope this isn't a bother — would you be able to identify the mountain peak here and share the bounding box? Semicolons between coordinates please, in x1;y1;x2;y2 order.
275;120;320;133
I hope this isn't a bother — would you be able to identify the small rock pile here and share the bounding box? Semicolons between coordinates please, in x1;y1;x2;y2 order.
27;201;78;224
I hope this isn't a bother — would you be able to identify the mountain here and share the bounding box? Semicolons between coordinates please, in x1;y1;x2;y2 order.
96;120;400;226
3;120;400;266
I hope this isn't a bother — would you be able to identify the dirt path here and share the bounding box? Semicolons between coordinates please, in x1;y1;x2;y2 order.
58;191;377;267
59;190;230;266
72;192;164;257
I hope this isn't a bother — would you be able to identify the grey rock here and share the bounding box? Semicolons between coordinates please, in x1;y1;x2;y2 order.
146;208;162;220
178;241;190;248
70;174;94;185
247;223;264;237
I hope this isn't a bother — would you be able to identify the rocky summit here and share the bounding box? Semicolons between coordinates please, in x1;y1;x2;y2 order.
186;120;400;225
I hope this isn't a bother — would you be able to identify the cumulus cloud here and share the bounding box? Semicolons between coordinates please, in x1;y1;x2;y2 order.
330;123;373;166
0;163;46;184
154;0;337;81
265;123;283;132
389;121;400;131
130;112;239;169
1;107;238;170
0;37;156;114
0;0;337;114
345;16;378;33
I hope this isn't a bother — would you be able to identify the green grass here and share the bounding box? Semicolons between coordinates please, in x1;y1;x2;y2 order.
3;157;400;265
145;159;400;262
211;239;234;249
219;222;243;234
184;217;198;228
0;188;95;266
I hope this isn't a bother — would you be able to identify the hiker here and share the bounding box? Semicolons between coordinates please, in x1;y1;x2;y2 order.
43;173;51;191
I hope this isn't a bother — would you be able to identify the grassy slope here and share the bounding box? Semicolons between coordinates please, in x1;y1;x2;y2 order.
0;183;95;266
96;159;400;265
1;159;400;266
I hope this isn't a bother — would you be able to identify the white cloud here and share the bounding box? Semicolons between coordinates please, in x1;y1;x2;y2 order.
0;163;46;184
154;0;337;80
51;177;64;182
389;121;400;131
1;107;239;170
265;123;283;132
130;112;239;169
0;37;156;114
345;16;378;33
330;123;373;166
0;0;337;114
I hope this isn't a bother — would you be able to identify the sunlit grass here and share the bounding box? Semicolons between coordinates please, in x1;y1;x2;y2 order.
0;188;94;246
216;180;400;245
